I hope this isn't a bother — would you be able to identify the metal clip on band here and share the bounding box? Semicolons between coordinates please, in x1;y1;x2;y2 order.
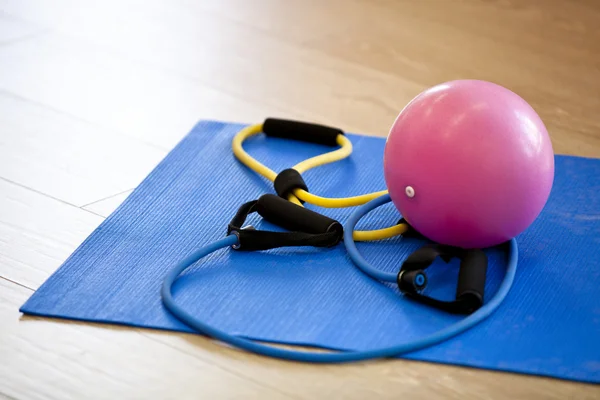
227;194;343;251
397;244;488;314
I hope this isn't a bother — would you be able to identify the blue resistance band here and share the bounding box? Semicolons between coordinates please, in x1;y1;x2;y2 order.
161;194;518;363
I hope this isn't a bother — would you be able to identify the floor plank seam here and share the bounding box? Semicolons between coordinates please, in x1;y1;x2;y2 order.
78;208;106;218
0;276;34;292
80;188;135;209
28;27;301;123
0;176;106;219
0;176;80;208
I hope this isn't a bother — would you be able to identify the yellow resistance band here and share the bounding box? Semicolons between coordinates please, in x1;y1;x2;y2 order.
231;123;408;241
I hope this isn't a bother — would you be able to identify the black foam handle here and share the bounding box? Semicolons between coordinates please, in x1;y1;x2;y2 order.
274;169;308;199
263;118;344;147
256;194;343;235
456;249;488;305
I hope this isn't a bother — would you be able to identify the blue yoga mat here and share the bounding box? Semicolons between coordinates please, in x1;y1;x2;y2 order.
21;121;600;383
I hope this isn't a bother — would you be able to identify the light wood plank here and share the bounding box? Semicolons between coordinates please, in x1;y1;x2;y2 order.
0;279;292;400
0;0;422;136
0;93;167;206
176;0;361;44
174;0;600;157
4;0;600;156
0;12;43;45
144;331;600;400
0;178;103;289
0;32;294;150
174;0;378;47
297;0;600;157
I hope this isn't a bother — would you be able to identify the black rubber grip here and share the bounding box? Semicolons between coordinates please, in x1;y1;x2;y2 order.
398;270;428;294
263;118;343;147
274;169;308;199
398;244;488;314
256;194;343;235
456;250;488;305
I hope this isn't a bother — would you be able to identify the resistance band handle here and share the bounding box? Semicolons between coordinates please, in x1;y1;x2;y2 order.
263;118;344;147
233;230;341;252
256;194;343;236
456;249;487;306
227;196;343;251
398;244;488;314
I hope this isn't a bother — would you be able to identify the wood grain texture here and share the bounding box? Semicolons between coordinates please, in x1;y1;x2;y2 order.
83;189;134;218
0;93;167;206
0;31;285;150
0;178;103;289
0;279;290;400
0;12;43;44
0;0;599;398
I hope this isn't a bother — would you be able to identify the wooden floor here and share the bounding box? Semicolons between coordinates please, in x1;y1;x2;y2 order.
1;0;599;399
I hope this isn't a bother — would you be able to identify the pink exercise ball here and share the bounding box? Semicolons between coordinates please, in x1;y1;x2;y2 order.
383;80;555;249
